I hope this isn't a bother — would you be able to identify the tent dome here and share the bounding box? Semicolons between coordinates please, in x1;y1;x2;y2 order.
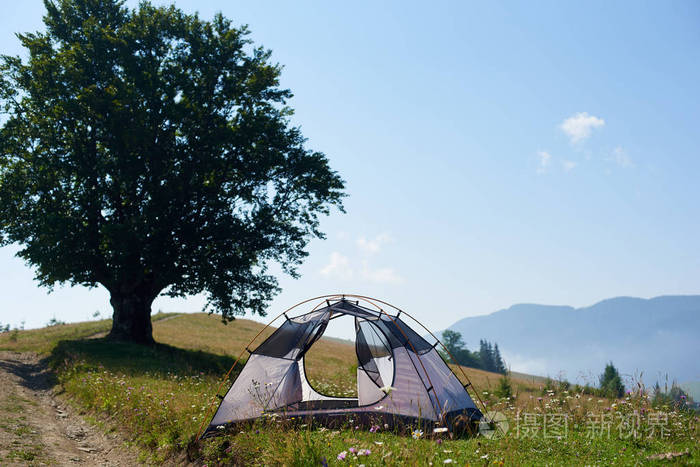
202;295;482;437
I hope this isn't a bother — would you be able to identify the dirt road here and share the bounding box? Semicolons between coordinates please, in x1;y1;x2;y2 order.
0;351;137;465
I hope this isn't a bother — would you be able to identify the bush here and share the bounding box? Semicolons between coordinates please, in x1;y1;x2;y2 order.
495;373;513;399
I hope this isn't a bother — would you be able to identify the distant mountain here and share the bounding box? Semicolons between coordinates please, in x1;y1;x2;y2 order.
446;295;700;385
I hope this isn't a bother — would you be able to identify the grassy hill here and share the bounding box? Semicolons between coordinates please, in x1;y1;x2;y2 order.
152;313;543;397
1;313;697;465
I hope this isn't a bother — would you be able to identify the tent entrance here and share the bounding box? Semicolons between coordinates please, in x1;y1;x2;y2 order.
302;314;358;400
297;313;396;409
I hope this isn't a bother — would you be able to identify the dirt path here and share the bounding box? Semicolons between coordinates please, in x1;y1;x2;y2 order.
0;351;138;466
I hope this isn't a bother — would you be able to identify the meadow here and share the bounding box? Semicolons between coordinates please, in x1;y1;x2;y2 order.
0;313;697;465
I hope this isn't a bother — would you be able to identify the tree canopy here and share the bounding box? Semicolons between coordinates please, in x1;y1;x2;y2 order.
0;0;345;343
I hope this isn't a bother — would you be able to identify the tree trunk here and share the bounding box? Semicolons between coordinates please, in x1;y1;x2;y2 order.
108;291;155;345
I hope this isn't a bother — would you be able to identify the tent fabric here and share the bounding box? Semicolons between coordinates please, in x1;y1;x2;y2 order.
204;298;482;436
252;310;330;359
210;354;296;424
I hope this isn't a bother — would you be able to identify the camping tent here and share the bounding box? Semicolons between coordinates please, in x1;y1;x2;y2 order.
201;295;482;437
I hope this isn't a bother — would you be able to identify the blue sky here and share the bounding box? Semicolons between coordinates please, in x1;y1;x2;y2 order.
1;1;699;343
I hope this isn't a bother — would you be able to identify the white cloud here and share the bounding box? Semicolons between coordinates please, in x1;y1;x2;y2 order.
321;233;402;284
537;150;552;174
357;233;392;255
361;260;403;284
560;112;605;144
320;252;352;279
562;160;577;172
610;146;634;168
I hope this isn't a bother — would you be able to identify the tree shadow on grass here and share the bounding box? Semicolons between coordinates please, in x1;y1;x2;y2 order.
49;338;243;379
0;354;57;392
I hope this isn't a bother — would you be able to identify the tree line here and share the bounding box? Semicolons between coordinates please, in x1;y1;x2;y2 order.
440;330;507;374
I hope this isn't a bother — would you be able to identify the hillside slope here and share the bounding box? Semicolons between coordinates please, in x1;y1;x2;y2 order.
447;295;700;384
0;312;536;396
152;313;538;395
2;312;696;465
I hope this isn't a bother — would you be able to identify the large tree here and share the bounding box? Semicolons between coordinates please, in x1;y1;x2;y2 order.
0;0;345;344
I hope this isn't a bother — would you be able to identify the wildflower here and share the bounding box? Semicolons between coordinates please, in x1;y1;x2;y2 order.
369;425;380;433
321;457;328;467
481;454;489;459
433;427;448;433
444;460;454;464
337;451;347;460
358;449;371;456
412;429;424;439
349;447;357;454
436;439;442;445
537;397;543;402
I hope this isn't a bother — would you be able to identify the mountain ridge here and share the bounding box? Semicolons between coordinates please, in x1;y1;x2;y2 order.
446;294;700;385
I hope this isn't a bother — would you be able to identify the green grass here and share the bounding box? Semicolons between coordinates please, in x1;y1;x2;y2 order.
0;312;176;353
50;338;237;462
10;314;700;464
7;447;39;462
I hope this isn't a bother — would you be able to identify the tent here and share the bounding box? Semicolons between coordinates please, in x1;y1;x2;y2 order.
199;295;483;438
